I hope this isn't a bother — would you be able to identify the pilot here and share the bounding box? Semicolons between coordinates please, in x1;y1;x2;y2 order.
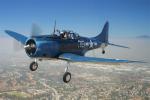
60;31;64;38
56;29;60;36
63;31;68;39
60;31;67;39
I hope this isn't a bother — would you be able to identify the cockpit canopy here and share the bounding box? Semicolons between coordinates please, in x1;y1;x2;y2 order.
50;30;80;40
50;30;79;40
60;30;80;39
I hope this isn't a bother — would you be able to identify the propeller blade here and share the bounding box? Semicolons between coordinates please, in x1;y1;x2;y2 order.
24;44;36;50
31;23;43;37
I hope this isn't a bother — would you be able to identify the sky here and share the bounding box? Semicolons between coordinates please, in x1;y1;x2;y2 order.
0;0;149;38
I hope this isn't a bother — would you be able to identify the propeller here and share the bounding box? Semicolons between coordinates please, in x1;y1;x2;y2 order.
31;23;43;37
24;43;36;50
23;23;42;55
13;23;42;52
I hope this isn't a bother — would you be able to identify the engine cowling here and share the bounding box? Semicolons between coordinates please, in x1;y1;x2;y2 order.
24;38;59;58
24;39;37;57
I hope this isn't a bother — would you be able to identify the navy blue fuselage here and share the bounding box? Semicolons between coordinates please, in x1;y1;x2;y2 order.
26;34;103;58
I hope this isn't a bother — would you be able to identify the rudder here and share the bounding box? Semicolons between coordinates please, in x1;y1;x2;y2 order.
95;21;109;43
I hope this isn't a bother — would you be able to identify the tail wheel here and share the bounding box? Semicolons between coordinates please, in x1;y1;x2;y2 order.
30;61;38;71
63;72;71;83
102;50;105;54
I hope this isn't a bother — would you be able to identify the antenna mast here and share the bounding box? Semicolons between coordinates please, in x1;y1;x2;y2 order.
53;20;56;35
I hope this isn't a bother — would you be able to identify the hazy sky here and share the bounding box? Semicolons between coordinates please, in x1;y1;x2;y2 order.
0;0;149;37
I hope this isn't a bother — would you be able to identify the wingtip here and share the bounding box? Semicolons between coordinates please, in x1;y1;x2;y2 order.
130;60;147;63
4;30;8;32
4;30;10;33
125;46;130;49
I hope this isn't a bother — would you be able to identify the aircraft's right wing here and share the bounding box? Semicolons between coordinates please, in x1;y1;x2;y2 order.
59;53;143;64
5;30;27;45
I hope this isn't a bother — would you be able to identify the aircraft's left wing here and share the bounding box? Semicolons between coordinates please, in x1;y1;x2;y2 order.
59;53;142;63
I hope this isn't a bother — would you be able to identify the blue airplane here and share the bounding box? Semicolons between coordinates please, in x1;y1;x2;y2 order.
5;21;137;83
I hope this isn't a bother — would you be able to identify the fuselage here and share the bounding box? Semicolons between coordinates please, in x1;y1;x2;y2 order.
25;33;104;58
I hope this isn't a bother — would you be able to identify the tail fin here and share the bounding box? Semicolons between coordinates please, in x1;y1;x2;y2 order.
94;22;129;49
95;21;109;43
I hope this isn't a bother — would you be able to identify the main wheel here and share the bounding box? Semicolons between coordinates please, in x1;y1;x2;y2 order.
63;72;71;83
30;61;38;71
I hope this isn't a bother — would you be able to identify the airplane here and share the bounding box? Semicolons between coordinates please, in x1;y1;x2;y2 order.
5;21;139;83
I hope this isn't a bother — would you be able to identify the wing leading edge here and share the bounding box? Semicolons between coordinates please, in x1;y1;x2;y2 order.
5;30;27;44
59;53;142;63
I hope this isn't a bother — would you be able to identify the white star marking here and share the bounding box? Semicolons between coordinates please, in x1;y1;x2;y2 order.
89;40;94;48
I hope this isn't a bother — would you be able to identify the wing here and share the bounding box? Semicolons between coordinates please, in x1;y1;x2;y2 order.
5;30;27;44
59;53;142;63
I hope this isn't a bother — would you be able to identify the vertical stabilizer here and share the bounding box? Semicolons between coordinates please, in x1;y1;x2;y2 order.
95;21;109;43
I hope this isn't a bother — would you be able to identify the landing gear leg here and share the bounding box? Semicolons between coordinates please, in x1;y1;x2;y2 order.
29;58;38;71
63;61;71;83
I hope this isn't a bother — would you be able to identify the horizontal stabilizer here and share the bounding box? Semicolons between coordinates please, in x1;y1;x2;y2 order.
5;30;27;44
108;43;129;48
